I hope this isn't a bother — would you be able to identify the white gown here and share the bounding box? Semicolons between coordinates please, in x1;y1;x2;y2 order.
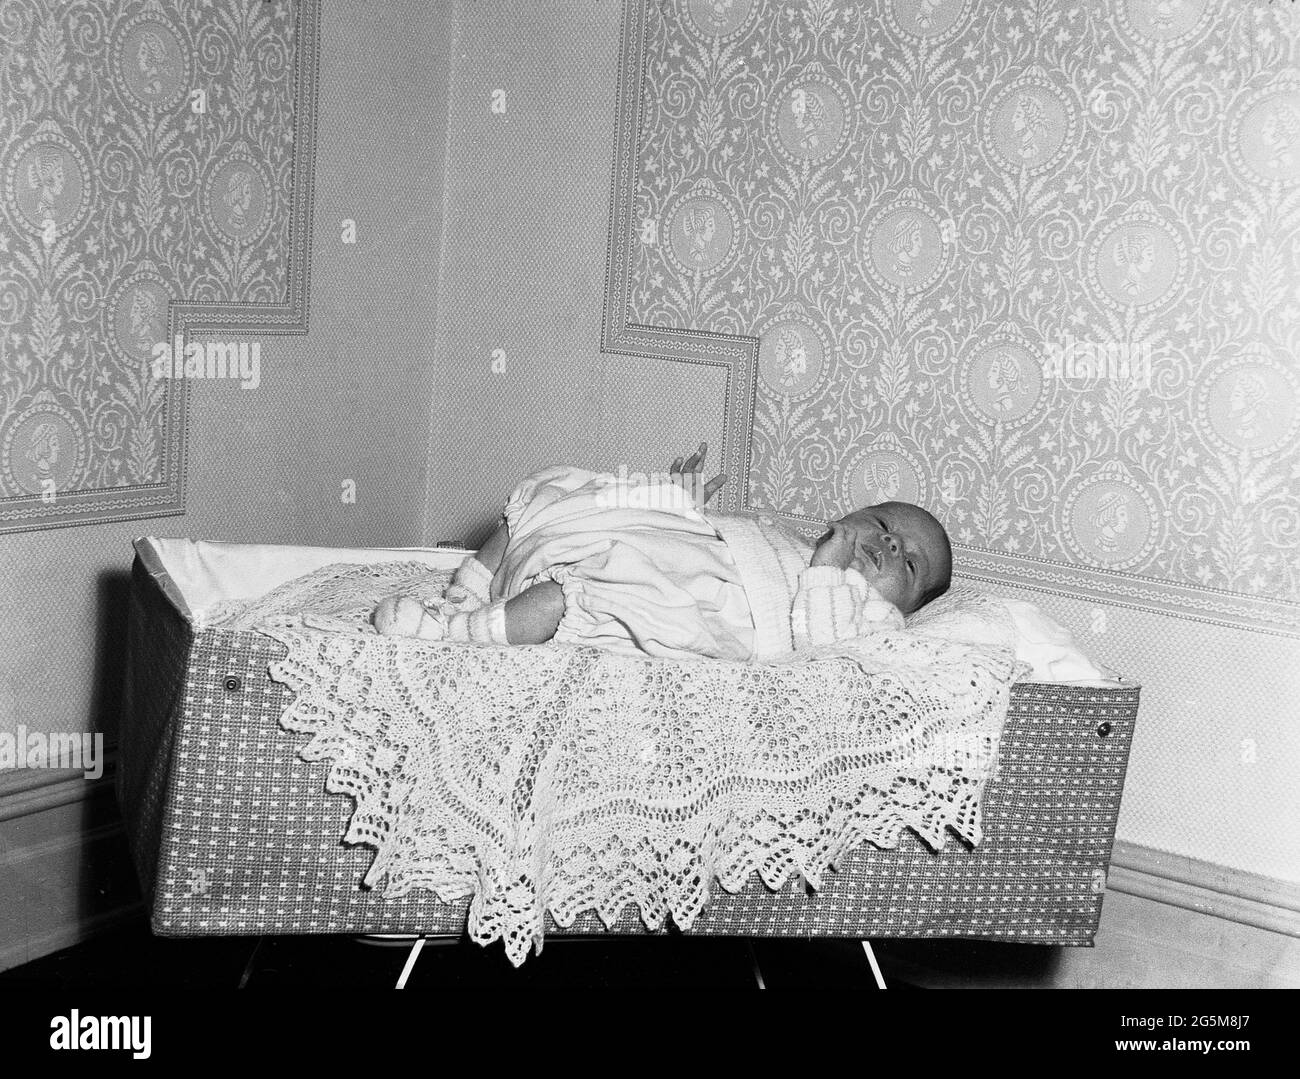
492;465;756;662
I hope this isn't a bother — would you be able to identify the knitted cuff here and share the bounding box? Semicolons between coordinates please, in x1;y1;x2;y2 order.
793;578;856;647
793;566;894;646
799;565;849;589
447;601;510;645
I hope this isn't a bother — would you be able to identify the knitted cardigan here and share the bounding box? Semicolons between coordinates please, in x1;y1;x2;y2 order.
708;511;903;661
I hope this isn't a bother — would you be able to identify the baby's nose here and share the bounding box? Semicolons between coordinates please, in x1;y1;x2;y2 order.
881;532;900;555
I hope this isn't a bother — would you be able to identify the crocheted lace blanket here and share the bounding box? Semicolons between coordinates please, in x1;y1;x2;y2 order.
224;561;1024;966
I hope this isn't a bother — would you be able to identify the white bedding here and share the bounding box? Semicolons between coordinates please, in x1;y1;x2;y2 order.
134;536;1122;685
134;537;464;621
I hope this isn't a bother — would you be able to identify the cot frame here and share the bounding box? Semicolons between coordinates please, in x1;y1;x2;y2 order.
118;545;1140;951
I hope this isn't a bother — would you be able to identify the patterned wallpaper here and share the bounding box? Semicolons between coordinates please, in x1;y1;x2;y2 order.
0;0;318;532
605;0;1300;634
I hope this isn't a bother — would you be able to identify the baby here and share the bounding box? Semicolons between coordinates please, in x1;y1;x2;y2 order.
373;443;952;662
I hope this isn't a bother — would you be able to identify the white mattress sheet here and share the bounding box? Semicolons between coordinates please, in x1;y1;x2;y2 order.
135;536;466;621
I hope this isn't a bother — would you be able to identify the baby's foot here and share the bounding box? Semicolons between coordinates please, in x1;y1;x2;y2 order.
372;595;448;640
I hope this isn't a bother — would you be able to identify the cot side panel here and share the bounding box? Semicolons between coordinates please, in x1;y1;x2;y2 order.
643;683;1140;943
117;555;195;908
150;629;469;935
144;625;1138;944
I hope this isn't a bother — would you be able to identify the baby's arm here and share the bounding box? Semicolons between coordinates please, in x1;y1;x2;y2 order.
790;566;904;650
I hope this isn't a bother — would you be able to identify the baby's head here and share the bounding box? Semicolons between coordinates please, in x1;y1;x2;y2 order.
811;501;952;616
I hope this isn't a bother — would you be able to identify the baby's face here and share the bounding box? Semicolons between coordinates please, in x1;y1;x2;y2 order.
810;501;952;615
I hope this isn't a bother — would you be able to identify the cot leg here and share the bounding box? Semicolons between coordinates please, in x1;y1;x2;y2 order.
237;937;264;989
395;936;427;989
746;939;766;990
861;940;887;989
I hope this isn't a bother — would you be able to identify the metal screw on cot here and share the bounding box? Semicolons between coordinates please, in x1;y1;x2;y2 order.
223;675;242;693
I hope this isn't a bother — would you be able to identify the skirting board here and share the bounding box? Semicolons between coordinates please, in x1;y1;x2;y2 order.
0;755;144;974
1108;840;1300;939
874;889;1300;989
0;765;1296;978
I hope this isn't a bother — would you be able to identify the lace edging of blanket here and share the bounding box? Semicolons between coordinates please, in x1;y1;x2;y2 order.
254;601;1021;966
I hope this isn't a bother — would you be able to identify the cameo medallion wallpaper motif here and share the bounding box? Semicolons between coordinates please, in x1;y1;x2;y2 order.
0;0;319;532
605;0;1300;634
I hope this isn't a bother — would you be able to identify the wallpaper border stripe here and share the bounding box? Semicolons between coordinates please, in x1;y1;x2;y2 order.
0;0;322;535
600;0;1298;638
601;0;756;515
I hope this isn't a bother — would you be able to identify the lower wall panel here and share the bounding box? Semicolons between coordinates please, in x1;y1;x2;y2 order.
0;767;143;973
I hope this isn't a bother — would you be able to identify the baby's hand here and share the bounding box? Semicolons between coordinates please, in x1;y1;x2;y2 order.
668;442;728;509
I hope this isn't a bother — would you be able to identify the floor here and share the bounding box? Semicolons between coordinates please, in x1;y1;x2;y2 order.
0;917;914;989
